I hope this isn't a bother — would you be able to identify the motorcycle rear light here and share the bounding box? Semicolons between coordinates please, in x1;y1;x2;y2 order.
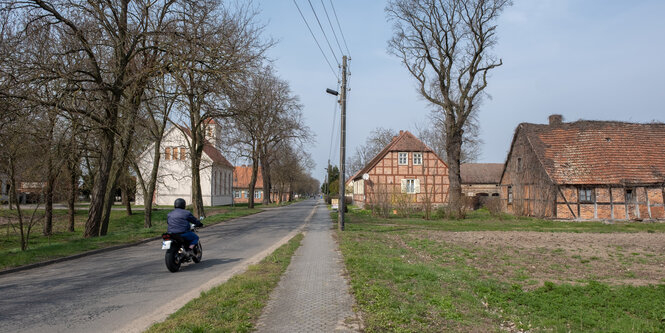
162;234;171;240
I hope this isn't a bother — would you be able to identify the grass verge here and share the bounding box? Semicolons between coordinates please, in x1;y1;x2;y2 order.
337;208;665;332
0;206;260;270
146;233;304;333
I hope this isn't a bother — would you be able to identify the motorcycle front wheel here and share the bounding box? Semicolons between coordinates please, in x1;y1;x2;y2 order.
192;242;203;263
165;248;181;272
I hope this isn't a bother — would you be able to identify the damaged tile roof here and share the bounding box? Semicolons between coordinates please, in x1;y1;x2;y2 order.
461;163;503;184
520;120;665;185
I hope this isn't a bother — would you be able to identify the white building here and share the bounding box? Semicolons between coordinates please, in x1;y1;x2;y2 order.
135;122;234;207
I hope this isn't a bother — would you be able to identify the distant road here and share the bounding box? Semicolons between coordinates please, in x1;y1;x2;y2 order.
0;200;318;333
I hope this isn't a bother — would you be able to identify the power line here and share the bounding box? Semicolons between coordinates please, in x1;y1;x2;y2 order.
328;0;351;57
293;0;339;80
319;0;345;57
306;0;339;63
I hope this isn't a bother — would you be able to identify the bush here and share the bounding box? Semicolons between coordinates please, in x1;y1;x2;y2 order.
484;197;503;217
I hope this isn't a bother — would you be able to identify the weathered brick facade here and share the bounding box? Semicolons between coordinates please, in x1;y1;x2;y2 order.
501;116;665;220
349;131;449;209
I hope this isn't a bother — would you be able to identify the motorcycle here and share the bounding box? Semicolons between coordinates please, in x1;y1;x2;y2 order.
161;220;203;272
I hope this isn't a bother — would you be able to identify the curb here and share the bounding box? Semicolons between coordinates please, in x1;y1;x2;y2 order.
0;208;269;276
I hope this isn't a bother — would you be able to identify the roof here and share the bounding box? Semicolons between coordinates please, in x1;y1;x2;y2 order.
461;163;503;184
351;130;446;181
510;120;665;185
233;165;264;189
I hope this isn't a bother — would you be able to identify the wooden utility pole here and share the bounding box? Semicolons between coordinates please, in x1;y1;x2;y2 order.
338;55;348;231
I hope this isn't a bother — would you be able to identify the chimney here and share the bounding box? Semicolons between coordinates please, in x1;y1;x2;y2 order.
399;130;404;135
548;114;563;125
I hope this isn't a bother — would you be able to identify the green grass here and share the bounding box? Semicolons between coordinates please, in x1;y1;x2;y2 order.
337;208;665;332
0;206;259;270
146;233;304;333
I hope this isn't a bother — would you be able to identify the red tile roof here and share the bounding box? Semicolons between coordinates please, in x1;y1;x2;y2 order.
233;165;264;189
351;130;446;181
518;120;665;185
461;163;503;184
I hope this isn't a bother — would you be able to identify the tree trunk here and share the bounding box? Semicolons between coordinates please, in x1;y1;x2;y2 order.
67;163;77;232
43;156;54;236
260;151;271;205
143;141;163;228
122;186;132;216
84;130;115;238
191;151;205;218
248;157;259;209
446;126;464;219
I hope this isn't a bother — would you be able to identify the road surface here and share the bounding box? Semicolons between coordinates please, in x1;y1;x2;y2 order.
0;199;319;333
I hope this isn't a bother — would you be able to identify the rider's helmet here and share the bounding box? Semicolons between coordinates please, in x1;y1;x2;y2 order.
174;198;186;209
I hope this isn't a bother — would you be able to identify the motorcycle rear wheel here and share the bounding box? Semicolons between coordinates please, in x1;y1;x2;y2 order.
165;249;181;272
192;242;203;263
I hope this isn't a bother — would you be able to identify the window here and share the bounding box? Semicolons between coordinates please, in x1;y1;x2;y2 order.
165;147;171;160
172;147;179;160
180;147;186;160
398;152;408;165
413;152;422;165
579;187;595;203
625;189;634;202
507;186;513;204
401;179;420;194
255;190;261;199
234;190;240;198
517;157;523;172
241;190;246;198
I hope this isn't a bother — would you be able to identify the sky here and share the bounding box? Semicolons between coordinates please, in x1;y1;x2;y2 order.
255;0;665;183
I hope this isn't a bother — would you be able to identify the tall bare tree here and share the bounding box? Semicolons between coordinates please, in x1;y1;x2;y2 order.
167;0;268;217
387;0;510;217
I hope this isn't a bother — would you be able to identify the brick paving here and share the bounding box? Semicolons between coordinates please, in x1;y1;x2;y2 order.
255;202;361;332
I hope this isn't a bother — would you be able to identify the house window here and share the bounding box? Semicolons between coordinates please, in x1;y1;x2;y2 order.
234;190;240;198
413;153;422;165
398;152;408;165
241;190;246;198
507;186;513;204
172;147;179;160
401;179;419;194
165;147;171;160
578;187;595;203
625;189;634;202
180;147;186;160
517;157;523;172
255;190;261;199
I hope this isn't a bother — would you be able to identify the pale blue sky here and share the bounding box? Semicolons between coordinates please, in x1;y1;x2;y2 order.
256;0;665;181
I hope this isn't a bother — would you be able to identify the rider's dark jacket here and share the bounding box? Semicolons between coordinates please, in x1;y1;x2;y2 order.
167;208;202;233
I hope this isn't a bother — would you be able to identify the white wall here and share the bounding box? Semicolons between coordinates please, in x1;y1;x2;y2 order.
135;126;233;207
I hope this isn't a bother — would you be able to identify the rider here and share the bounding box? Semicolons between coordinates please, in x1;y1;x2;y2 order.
167;198;203;255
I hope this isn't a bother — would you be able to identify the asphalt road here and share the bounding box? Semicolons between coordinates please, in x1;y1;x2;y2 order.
0;199;319;333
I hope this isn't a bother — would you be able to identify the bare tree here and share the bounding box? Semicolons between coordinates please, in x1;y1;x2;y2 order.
347;127;398;180
1;1;179;237
387;0;510;217
415;111;482;163
167;0;268;217
131;73;177;228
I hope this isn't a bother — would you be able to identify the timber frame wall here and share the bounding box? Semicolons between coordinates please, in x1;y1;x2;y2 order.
352;151;449;209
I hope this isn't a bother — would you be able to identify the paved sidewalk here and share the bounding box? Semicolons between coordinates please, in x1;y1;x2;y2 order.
255;202;361;332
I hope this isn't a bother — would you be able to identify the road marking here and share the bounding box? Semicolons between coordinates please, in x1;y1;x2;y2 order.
119;203;319;333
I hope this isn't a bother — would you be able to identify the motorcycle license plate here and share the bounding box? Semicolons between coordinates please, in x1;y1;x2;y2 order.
161;240;172;249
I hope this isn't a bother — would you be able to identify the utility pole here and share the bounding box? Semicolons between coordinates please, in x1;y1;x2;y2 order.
338;55;348;231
